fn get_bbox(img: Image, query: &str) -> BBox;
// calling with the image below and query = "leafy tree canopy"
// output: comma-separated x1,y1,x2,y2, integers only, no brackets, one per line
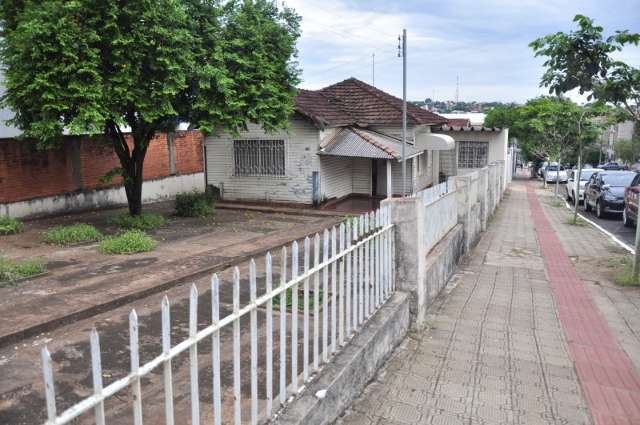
530,14,639,121
0,0,301,214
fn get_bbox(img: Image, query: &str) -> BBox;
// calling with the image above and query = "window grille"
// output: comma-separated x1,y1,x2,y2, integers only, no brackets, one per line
458,141,488,168
233,139,285,176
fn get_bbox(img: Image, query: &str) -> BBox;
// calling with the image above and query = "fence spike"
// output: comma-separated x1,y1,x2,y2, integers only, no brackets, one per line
330,226,337,353
322,229,329,363
211,275,222,425
233,267,242,424
90,328,106,425
345,220,352,336
249,259,258,424
161,296,175,425
279,246,287,405
265,253,273,417
302,237,310,382
313,233,320,371
129,310,143,425
41,347,57,422
189,284,200,425
338,223,346,346
291,241,299,393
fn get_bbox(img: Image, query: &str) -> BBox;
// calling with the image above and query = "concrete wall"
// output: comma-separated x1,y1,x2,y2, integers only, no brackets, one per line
1,172,205,218
423,191,458,255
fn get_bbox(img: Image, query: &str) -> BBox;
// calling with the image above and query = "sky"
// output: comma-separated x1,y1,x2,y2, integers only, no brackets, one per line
286,0,640,104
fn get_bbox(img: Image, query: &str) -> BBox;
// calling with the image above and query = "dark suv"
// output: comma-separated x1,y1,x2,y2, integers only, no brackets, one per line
584,171,636,218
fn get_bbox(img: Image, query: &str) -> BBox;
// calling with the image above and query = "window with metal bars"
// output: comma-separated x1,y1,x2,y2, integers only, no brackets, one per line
233,139,285,176
458,141,488,168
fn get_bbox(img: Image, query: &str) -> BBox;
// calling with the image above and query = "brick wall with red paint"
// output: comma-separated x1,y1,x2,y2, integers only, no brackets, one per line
0,131,203,203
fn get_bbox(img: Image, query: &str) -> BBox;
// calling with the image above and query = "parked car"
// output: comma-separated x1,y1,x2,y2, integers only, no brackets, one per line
565,168,603,203
584,170,637,218
537,161,549,178
544,164,568,183
623,173,640,227
599,162,624,170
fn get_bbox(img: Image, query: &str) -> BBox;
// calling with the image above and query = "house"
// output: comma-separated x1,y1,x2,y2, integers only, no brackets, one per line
204,78,458,208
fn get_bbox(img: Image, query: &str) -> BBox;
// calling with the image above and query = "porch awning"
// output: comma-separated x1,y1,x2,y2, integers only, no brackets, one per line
318,127,422,160
415,132,455,150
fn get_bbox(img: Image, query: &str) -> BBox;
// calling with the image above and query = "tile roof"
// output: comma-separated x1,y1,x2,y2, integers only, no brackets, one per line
445,118,470,127
319,127,422,160
295,78,447,128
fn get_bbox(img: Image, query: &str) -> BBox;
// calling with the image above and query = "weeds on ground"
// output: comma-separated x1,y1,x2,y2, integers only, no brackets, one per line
43,223,103,246
608,256,640,286
109,212,166,231
547,199,565,208
0,257,46,284
0,216,23,235
273,287,323,310
564,215,587,226
175,191,215,218
99,229,156,255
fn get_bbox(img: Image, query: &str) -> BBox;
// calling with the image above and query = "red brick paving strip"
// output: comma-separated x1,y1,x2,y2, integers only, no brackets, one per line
526,184,640,425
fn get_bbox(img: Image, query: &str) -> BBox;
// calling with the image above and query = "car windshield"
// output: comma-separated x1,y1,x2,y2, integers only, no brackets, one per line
602,173,635,186
580,171,595,181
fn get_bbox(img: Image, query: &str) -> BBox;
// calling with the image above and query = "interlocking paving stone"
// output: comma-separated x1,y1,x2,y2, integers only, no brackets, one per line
339,182,595,425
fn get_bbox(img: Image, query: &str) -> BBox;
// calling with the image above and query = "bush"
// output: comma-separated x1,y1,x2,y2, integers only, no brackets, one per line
175,191,215,218
99,230,157,255
43,223,103,246
109,212,166,231
0,257,46,283
0,216,23,235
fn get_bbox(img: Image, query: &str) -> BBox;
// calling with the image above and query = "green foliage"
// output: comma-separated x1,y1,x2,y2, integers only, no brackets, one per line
109,212,166,231
42,223,103,246
273,287,322,310
613,139,640,165
0,257,46,284
175,191,215,217
0,0,301,214
0,216,23,235
99,230,156,255
530,15,639,123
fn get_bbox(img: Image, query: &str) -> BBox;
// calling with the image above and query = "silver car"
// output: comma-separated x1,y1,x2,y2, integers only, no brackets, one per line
565,168,603,203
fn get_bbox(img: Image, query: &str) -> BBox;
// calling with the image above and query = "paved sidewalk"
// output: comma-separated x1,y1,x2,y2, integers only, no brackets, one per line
339,180,610,425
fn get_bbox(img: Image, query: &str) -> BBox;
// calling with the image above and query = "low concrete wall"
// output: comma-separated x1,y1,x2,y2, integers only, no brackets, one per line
273,292,410,425
425,224,464,306
423,191,458,255
1,172,205,218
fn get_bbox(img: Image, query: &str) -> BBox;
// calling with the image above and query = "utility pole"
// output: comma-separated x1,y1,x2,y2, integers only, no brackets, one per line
372,53,375,87
398,29,407,197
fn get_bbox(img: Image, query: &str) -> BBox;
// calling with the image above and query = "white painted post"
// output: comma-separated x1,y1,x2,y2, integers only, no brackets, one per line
313,234,320,371
90,328,106,425
322,229,329,363
303,237,310,382
291,241,299,393
129,310,143,425
358,215,364,324
338,223,345,346
375,210,381,308
249,259,258,424
386,160,393,199
352,217,359,328
41,348,57,422
264,255,273,417
364,214,370,319
279,247,287,405
345,220,352,336
233,268,242,425
330,226,337,354
211,275,222,425
189,284,200,425
161,296,175,425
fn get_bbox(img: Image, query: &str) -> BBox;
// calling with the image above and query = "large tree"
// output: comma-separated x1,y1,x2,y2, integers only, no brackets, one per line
0,0,301,215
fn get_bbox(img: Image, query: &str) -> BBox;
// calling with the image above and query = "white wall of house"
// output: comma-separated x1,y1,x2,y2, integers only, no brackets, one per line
205,116,320,204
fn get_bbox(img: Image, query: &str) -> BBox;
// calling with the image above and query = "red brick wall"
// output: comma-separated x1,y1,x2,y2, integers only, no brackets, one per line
0,131,203,203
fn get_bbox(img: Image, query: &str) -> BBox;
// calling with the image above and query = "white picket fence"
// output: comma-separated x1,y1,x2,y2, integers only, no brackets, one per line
413,181,451,205
40,206,395,425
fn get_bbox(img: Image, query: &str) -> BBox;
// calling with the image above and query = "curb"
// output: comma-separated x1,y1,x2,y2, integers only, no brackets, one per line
0,219,342,348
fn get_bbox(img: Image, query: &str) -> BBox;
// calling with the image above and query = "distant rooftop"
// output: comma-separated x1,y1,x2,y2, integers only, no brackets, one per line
441,112,486,126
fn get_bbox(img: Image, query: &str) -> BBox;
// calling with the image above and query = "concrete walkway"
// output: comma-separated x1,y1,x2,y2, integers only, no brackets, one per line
339,179,640,425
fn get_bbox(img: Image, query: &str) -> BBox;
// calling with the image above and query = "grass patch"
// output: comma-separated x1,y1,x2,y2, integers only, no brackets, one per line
609,256,640,286
42,223,103,246
0,216,23,235
564,215,587,226
273,287,323,310
0,257,46,284
547,199,565,208
175,191,215,218
99,230,157,255
109,212,166,231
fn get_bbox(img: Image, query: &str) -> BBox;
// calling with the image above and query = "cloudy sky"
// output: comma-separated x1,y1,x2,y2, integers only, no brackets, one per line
286,0,640,104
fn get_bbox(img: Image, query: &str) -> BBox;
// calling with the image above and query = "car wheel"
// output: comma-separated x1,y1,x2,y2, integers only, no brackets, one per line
623,209,634,228
585,198,592,212
596,200,605,218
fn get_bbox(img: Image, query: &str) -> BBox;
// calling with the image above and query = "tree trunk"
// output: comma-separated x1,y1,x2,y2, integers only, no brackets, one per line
107,123,150,216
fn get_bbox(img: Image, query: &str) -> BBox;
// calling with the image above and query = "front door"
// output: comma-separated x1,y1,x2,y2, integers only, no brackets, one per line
371,159,378,197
